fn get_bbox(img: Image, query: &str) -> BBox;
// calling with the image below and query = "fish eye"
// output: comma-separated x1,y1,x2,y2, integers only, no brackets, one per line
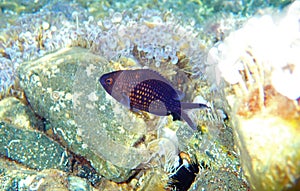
105,78,113,85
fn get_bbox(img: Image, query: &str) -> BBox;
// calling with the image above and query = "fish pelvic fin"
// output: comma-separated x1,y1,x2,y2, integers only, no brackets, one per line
170,111,181,121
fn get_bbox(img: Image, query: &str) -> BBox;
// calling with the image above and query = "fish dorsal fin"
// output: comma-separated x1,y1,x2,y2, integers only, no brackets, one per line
174,90,185,100
138,69,172,85
139,69,185,100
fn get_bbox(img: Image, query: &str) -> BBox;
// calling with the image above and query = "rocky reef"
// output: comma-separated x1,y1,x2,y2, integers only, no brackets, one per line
208,1,300,190
0,0,299,190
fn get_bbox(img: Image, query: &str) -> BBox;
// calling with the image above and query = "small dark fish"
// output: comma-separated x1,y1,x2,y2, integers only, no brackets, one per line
99,69,209,130
167,152,200,191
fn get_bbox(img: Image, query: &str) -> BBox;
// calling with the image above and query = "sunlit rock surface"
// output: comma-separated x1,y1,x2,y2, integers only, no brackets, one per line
17,47,139,182
208,1,300,190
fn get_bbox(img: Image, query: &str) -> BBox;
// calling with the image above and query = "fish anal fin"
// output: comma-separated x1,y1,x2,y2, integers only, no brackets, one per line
148,100,167,116
181,111,197,130
130,107,141,113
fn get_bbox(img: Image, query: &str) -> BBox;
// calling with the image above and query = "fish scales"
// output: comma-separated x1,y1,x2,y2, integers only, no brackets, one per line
99,69,209,130
130,79,181,115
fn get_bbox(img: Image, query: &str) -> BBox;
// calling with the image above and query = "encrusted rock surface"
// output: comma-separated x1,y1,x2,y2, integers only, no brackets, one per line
0,158,96,191
0,97,71,171
208,2,300,190
17,47,138,182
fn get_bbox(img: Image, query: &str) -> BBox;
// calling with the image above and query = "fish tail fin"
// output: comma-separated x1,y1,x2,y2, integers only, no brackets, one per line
181,111,197,130
181,102,210,110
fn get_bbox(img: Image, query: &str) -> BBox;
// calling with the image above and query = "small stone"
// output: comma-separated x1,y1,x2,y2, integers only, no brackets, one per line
102,19,113,30
42,21,50,30
111,12,122,23
0,122,72,171
155,61,160,67
171,56,178,65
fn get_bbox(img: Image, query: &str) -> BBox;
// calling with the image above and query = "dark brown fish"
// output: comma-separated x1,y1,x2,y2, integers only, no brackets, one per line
99,69,209,130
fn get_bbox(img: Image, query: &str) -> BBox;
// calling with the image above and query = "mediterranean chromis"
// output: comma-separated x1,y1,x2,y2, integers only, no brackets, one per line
99,69,209,130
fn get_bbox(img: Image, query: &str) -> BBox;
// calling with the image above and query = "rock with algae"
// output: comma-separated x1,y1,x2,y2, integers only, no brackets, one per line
0,97,71,172
0,157,96,191
0,2,89,93
17,47,148,182
14,21,248,191
0,97,43,131
208,1,300,190
0,1,214,94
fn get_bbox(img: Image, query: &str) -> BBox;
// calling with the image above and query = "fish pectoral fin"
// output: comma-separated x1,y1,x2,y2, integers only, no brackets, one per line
181,111,197,130
148,100,167,116
130,107,141,113
120,92,131,108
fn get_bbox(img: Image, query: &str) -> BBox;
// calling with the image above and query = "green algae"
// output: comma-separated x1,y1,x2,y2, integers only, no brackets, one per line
0,0,53,14
0,122,71,171
0,97,71,172
0,97,43,131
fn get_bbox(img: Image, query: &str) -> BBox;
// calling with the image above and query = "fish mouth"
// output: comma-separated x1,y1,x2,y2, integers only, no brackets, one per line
99,74,106,86
99,73,114,94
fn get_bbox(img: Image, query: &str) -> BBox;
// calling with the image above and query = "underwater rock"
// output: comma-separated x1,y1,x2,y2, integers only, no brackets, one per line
0,97,43,131
192,167,249,191
0,121,71,172
0,97,71,171
208,2,300,190
17,47,151,182
0,158,96,191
